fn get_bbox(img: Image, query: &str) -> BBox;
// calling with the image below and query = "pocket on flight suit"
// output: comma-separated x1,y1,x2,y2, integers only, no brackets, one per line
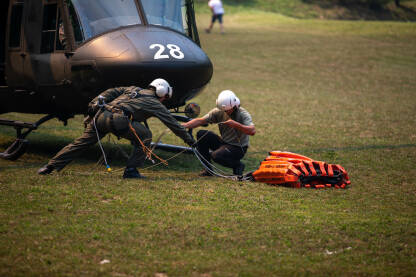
95,110,112,133
111,113,130,136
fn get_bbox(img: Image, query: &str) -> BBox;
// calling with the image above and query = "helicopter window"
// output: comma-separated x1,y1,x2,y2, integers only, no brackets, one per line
69,0,141,41
9,4,24,48
141,0,189,35
181,1,190,35
41,4,59,53
56,10,65,51
67,2,84,44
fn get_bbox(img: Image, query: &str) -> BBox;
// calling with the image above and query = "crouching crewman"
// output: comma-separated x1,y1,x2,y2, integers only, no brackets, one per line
38,79,195,178
183,90,255,176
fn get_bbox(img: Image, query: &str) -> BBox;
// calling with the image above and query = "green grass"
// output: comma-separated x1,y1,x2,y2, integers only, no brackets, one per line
1,12,416,276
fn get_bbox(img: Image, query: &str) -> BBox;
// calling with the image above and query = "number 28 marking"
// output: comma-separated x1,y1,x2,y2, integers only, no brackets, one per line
150,44,185,60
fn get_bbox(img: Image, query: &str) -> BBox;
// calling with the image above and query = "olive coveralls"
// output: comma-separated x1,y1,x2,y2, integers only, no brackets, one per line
47,87,194,170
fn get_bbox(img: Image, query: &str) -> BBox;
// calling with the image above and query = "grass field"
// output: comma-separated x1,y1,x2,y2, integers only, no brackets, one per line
1,11,416,276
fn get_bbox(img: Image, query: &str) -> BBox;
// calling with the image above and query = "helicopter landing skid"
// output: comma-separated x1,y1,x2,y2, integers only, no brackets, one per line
148,114,195,154
0,114,55,160
151,142,193,154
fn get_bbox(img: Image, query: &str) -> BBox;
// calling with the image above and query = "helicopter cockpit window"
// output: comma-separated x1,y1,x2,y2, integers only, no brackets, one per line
141,0,189,35
67,2,84,44
69,0,141,41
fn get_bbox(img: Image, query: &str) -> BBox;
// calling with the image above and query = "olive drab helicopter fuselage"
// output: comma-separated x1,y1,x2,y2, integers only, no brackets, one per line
0,0,213,160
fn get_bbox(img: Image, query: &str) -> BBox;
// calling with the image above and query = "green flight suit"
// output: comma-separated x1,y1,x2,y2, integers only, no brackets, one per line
47,87,194,170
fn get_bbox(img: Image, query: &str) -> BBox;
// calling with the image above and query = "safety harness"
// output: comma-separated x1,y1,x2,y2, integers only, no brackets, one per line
246,151,350,189
93,90,171,170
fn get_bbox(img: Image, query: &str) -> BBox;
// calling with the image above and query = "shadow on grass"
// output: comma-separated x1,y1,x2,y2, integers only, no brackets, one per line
0,134,263,177
0,130,201,172
0,123,258,175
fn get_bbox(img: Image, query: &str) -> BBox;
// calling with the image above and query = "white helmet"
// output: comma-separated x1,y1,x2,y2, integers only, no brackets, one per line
216,90,240,111
149,78,173,98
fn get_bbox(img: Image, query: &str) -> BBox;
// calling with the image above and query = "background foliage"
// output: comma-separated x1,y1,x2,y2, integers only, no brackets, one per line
195,0,416,20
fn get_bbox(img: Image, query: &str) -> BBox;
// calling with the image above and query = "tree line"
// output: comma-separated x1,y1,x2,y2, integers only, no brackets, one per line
321,0,402,8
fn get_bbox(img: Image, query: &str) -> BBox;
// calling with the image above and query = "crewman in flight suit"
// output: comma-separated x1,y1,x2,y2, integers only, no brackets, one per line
38,79,195,178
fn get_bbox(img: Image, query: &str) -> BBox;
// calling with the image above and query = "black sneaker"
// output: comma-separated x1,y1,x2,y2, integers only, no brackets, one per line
38,164,55,175
233,162,245,176
123,167,145,179
199,169,213,177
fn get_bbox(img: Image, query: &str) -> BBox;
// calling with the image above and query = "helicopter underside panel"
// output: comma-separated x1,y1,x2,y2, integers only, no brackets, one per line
0,86,89,116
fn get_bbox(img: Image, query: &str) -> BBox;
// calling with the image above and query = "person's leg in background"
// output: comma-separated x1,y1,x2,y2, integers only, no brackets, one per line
218,14,224,34
206,14,217,33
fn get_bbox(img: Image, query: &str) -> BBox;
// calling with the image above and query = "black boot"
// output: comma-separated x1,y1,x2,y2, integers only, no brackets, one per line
233,162,245,176
123,167,145,179
38,164,55,175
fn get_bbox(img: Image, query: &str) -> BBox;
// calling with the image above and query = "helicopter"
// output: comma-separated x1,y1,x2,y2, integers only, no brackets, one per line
0,0,213,160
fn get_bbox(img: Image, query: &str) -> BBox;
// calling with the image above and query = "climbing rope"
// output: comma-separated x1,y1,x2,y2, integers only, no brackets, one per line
93,115,112,172
127,118,168,166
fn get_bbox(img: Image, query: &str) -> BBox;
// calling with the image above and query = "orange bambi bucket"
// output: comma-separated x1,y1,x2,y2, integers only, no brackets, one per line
250,151,350,189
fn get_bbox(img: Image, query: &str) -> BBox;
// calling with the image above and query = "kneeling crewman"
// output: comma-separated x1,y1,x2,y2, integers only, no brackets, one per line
38,79,195,178
183,90,255,176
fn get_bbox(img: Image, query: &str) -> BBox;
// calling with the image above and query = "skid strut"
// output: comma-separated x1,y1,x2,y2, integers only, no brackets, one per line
149,114,195,154
0,114,55,160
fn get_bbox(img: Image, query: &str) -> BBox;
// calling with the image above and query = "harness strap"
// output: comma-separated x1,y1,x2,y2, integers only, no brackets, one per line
305,161,317,176
288,164,302,176
316,161,327,176
327,164,334,177
298,162,309,176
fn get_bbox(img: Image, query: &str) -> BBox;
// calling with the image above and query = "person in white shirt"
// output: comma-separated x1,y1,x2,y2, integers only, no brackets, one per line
206,0,225,34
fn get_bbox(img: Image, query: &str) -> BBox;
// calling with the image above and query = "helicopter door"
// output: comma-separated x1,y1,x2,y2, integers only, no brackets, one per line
0,1,10,86
29,1,68,86
25,0,67,87
5,0,26,88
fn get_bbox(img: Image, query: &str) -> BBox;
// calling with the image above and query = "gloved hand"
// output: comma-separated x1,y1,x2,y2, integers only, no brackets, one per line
87,104,99,117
